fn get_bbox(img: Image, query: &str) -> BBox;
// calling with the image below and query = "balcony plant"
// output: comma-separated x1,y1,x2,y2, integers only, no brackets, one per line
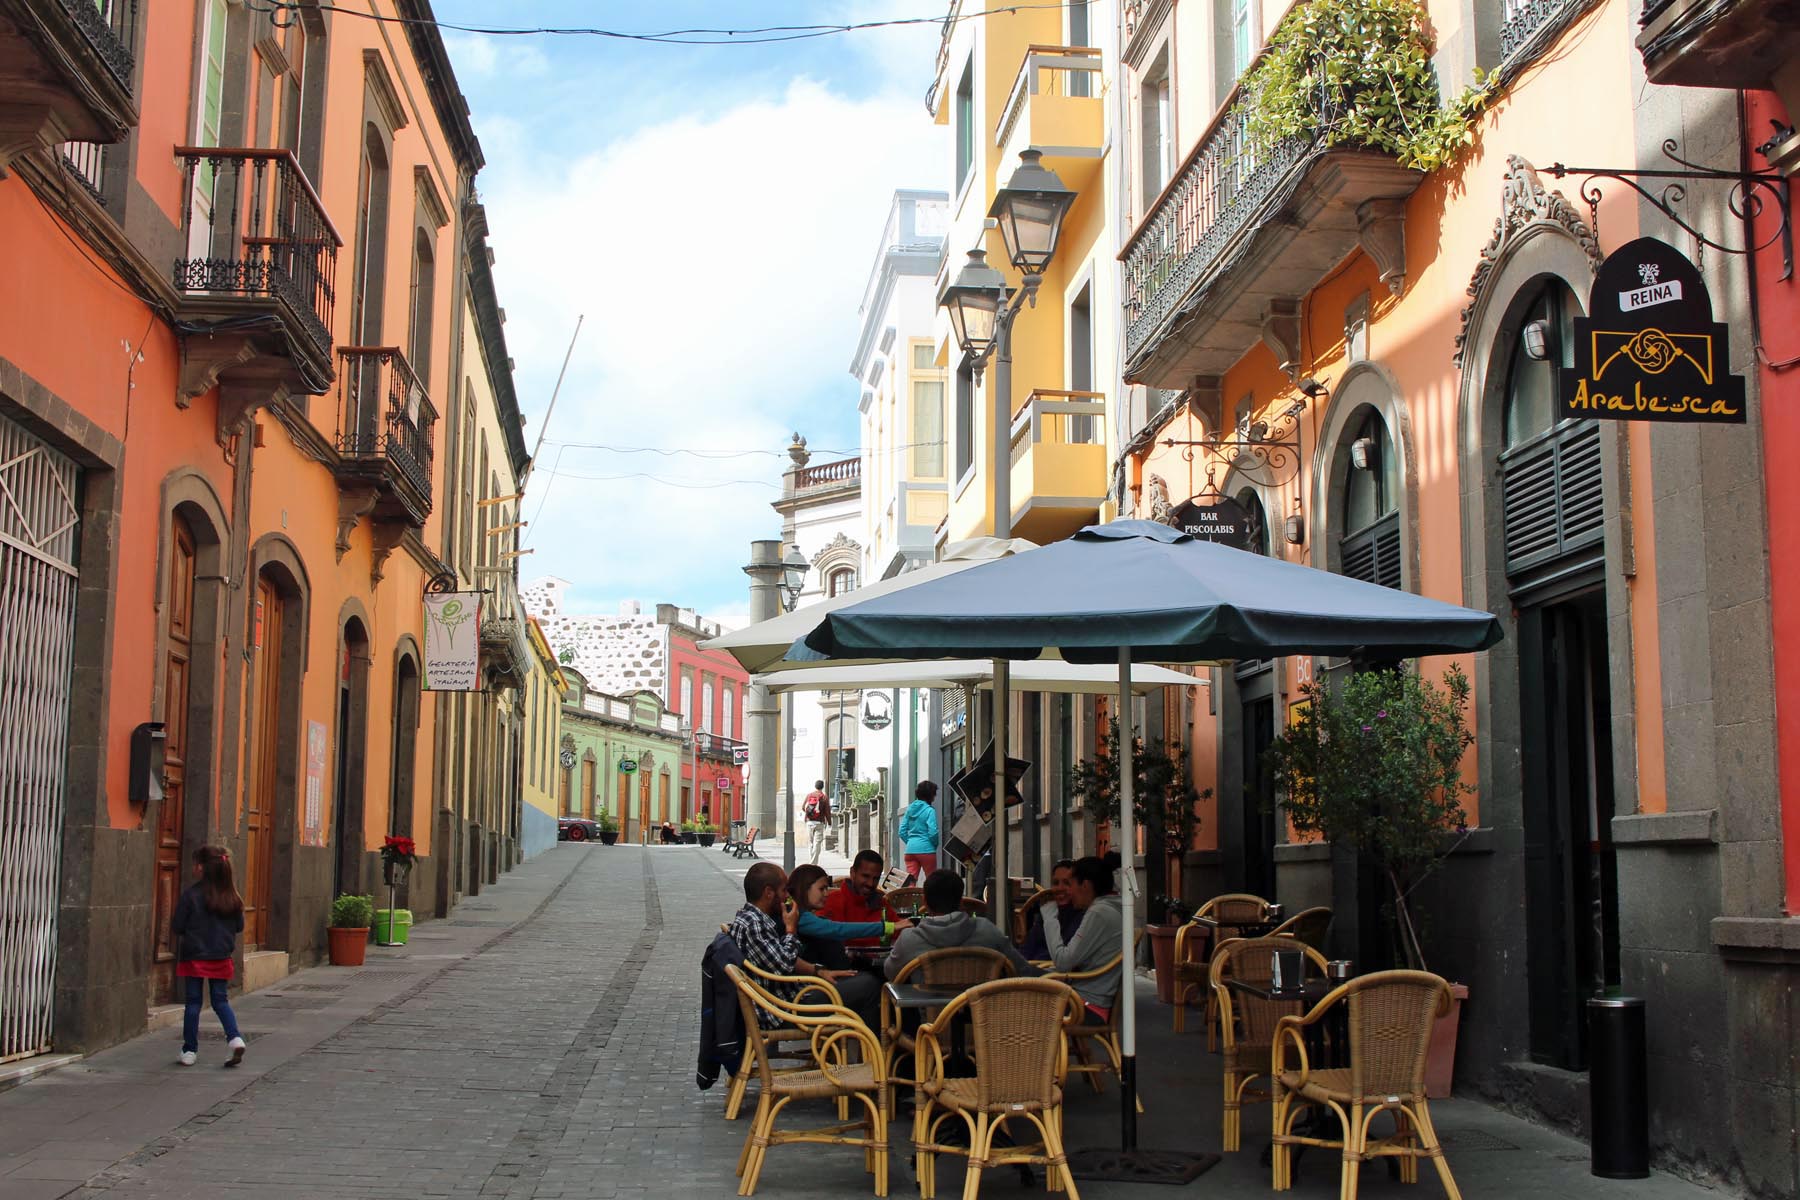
327,893,374,967
1241,0,1493,172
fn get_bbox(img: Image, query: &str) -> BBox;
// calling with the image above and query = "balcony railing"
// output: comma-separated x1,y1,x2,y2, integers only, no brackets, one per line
793,456,860,489
1009,390,1106,464
1500,0,1593,64
995,45,1102,149
1008,390,1108,541
336,347,438,521
174,148,341,365
57,0,135,93
694,731,748,763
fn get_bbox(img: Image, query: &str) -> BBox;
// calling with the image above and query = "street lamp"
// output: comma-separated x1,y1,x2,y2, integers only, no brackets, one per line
940,248,1007,369
989,149,1076,276
778,543,809,870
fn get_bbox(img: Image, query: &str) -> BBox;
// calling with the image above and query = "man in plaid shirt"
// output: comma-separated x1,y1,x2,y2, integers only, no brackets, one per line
728,863,847,1029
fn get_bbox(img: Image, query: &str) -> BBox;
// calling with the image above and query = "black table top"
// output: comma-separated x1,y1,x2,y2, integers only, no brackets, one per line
1225,977,1332,1005
883,981,971,1009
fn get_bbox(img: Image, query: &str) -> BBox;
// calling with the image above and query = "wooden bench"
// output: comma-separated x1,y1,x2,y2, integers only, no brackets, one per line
726,824,761,858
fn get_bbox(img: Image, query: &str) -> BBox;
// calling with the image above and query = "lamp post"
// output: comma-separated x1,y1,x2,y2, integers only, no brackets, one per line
938,148,1075,932
777,544,808,871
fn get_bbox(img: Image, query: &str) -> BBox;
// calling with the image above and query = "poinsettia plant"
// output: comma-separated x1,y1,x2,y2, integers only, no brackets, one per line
380,835,418,869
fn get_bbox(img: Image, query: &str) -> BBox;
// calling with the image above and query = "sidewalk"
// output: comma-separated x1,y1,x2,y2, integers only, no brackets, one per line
0,847,590,1200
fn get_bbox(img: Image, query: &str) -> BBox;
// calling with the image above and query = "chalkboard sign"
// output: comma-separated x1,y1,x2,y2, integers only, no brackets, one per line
1169,496,1257,550
1562,236,1746,424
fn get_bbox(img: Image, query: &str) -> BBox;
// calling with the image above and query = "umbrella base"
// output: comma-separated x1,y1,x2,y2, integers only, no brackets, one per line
1066,1147,1220,1186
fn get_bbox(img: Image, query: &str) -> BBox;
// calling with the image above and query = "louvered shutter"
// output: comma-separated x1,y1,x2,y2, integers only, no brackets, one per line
1340,512,1402,590
1500,420,1604,577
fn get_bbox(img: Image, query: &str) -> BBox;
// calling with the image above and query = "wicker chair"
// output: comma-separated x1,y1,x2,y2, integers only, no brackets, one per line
724,964,892,1197
1271,970,1462,1200
914,978,1084,1200
1044,930,1145,1113
1011,888,1054,944
1210,936,1328,1151
1172,893,1273,1039
881,947,1014,1106
959,897,989,917
1271,907,1333,954
723,964,844,1121
886,887,926,917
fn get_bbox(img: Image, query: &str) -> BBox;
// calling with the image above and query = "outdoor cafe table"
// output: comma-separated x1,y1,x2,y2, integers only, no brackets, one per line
1227,976,1371,1178
883,981,975,1070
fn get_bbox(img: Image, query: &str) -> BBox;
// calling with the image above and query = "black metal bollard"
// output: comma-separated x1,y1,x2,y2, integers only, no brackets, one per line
1588,995,1649,1179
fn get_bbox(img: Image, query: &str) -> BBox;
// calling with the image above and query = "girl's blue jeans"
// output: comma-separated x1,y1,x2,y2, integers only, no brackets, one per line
182,977,241,1053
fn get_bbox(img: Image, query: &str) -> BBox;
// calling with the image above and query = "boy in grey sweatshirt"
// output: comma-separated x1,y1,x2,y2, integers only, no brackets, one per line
884,870,1040,981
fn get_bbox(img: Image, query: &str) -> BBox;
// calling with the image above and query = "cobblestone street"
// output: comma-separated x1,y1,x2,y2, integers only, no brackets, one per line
0,846,1726,1199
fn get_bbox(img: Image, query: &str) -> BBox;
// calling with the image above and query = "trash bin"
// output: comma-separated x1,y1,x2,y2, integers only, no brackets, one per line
374,908,413,946
1588,995,1648,1179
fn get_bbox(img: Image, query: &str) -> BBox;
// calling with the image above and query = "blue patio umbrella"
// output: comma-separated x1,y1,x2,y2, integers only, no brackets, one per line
791,519,1502,1175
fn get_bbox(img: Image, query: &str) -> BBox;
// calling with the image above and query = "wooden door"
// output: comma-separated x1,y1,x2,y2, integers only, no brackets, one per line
245,579,283,948
151,520,196,1000
580,760,595,819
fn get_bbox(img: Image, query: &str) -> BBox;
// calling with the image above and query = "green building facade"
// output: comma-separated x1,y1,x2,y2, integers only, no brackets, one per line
557,669,688,844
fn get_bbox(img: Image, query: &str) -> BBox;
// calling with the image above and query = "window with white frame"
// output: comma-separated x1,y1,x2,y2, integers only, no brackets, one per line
911,342,946,478
1138,47,1174,212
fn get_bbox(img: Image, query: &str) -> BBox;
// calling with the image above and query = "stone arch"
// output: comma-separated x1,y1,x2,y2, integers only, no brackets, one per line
1308,360,1419,591
332,603,374,897
389,636,423,856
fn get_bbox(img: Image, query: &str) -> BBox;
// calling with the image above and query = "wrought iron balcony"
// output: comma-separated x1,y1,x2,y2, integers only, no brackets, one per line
995,46,1104,193
1008,389,1108,543
0,0,138,171
694,731,748,763
174,148,341,391
1121,75,1420,388
335,347,438,526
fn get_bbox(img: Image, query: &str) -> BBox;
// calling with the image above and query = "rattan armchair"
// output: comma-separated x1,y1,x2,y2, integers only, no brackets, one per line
1270,906,1333,954
725,964,892,1197
1043,930,1144,1113
881,947,1014,1106
886,887,926,916
1271,970,1462,1199
1172,893,1273,1038
1011,888,1054,944
1210,936,1328,1151
914,978,1084,1200
724,964,844,1121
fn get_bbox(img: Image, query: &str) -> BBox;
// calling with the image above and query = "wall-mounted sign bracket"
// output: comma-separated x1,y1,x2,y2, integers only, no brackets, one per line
1548,139,1792,280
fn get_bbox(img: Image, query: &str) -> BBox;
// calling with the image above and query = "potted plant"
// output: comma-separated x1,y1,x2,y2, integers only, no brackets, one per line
1265,663,1476,1096
1068,720,1201,1002
679,819,700,845
695,819,717,849
327,893,374,967
596,809,620,846
375,835,418,946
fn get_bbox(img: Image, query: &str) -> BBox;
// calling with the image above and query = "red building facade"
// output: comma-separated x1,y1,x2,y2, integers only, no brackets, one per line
658,605,748,825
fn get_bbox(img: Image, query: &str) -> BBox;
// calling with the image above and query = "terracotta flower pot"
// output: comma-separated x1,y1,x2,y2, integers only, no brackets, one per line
328,925,369,967
1425,982,1469,1098
1147,924,1180,1004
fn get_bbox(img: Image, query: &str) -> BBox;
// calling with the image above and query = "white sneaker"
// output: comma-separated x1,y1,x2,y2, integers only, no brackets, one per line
178,1051,197,1066
226,1037,246,1068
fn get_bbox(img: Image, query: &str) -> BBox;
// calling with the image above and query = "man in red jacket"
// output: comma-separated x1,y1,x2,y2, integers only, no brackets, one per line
818,849,901,948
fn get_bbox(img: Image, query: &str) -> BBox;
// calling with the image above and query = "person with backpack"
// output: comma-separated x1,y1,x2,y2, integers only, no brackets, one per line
898,780,941,880
802,779,829,864
171,845,247,1067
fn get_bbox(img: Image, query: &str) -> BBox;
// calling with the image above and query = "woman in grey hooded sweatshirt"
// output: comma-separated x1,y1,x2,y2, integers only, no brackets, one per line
1040,852,1124,1022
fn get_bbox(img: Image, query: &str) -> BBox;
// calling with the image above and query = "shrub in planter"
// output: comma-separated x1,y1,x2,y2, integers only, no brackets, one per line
596,809,620,846
679,819,700,845
695,819,717,848
327,893,374,967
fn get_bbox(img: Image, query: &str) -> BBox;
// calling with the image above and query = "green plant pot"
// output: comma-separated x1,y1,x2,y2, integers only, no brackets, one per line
374,909,413,945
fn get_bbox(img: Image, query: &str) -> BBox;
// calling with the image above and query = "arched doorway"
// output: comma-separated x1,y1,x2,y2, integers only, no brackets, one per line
333,615,371,898
245,549,306,952
1224,484,1277,899
1495,277,1618,1069
389,648,421,903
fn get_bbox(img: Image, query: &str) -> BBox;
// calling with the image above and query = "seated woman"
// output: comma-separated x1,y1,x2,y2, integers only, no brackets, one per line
1039,852,1125,1024
787,864,908,970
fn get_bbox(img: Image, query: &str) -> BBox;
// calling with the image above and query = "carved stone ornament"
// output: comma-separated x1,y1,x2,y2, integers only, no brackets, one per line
810,530,863,568
1147,474,1176,525
1259,299,1302,382
1455,155,1604,366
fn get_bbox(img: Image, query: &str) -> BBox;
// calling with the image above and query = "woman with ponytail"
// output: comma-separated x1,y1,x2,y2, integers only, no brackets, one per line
1038,851,1125,1023
170,845,247,1067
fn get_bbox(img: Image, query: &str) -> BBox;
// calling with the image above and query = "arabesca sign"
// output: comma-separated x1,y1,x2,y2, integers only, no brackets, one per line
1562,236,1746,424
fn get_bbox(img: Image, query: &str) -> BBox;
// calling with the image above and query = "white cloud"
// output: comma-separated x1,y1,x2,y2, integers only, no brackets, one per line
441,32,550,82
476,73,944,617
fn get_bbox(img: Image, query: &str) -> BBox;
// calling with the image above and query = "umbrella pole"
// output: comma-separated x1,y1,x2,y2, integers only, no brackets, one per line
1064,651,1217,1186
992,658,1009,935
1116,645,1138,1150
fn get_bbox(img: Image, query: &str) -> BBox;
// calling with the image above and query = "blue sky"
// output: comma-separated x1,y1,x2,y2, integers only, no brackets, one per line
434,3,946,623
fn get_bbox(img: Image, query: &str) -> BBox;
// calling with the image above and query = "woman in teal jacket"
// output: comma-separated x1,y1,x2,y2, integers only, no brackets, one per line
899,780,941,880
787,864,908,969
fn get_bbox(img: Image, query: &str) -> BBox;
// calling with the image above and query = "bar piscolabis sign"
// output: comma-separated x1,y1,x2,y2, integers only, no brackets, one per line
1563,237,1745,424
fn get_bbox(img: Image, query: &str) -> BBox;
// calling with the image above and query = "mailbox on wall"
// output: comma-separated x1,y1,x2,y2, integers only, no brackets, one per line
130,721,166,807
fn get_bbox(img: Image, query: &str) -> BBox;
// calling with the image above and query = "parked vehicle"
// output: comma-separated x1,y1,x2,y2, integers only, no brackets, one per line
558,817,602,842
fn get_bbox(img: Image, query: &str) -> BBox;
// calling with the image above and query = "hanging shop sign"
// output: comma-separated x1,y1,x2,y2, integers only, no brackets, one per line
422,592,482,690
1562,236,1746,425
732,743,750,766
618,754,638,774
559,748,576,769
716,775,733,791
861,691,892,731
1168,495,1257,550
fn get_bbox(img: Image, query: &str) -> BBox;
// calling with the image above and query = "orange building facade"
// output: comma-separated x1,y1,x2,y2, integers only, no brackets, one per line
0,0,527,1061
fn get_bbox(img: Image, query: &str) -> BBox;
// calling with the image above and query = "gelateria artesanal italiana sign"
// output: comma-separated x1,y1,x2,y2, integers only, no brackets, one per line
1561,236,1746,424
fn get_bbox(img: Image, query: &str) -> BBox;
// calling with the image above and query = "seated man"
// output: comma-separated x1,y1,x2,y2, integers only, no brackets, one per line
1020,859,1082,961
885,869,1040,981
728,862,880,1029
818,849,902,948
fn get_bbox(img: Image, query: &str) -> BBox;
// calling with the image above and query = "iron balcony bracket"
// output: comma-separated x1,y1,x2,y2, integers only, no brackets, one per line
1160,436,1303,496
1548,139,1793,280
